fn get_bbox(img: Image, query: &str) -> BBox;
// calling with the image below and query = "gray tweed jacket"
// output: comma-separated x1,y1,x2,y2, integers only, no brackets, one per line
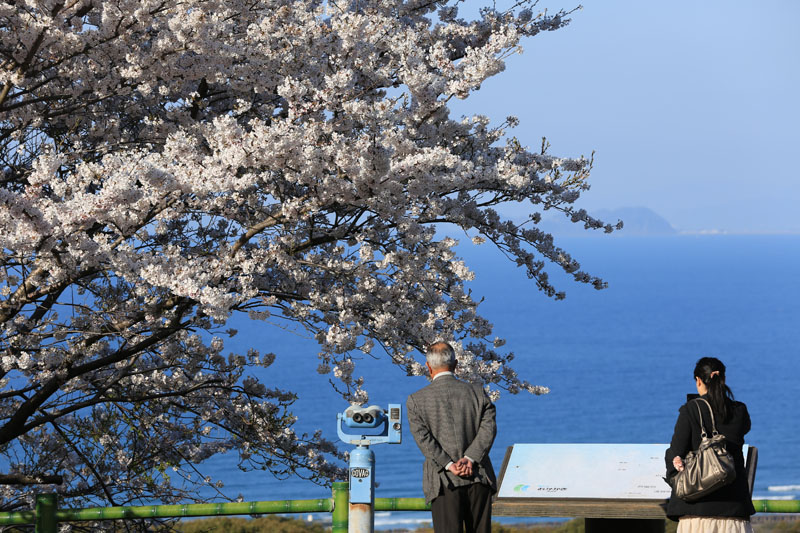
406,374,497,503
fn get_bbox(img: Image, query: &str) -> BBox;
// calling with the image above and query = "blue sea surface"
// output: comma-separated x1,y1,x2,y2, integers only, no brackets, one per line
200,235,800,528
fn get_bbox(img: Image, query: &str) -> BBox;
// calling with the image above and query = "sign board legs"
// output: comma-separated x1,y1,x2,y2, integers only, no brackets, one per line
585,518,665,533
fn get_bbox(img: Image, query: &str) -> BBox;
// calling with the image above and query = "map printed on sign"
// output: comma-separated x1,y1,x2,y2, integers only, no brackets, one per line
497,444,674,499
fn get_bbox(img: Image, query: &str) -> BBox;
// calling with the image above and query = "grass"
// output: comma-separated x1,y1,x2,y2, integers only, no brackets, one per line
175,516,328,533
172,515,800,533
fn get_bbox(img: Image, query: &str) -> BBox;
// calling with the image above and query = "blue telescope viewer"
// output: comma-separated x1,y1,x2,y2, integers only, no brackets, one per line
337,404,401,444
337,404,402,532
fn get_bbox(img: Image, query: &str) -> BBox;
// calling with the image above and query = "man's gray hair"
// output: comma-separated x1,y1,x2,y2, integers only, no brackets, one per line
426,341,456,369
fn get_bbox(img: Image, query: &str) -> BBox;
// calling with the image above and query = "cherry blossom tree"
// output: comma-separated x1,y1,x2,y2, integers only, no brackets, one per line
0,0,617,512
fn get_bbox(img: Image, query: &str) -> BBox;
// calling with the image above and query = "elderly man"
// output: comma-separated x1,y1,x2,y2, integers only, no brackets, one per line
406,342,497,533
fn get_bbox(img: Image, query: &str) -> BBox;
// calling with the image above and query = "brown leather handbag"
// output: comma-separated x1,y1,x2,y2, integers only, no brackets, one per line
670,398,737,502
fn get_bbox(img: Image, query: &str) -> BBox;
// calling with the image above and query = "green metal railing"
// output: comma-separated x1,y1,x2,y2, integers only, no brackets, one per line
52,498,334,521
0,483,431,533
1,488,798,533
375,497,430,511
752,499,800,513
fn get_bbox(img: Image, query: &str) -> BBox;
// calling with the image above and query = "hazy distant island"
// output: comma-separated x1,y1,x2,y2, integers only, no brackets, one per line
541,206,677,236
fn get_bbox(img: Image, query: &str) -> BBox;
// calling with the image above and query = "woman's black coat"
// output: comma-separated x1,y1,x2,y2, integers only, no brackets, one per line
664,395,755,521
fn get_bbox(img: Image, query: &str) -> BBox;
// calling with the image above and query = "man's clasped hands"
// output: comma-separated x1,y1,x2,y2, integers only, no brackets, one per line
447,457,474,478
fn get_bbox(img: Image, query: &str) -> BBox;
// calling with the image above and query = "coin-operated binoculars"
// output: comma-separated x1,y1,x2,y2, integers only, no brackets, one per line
337,404,402,533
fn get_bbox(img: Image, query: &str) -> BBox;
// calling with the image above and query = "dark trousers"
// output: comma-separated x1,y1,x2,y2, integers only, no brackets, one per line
430,482,492,533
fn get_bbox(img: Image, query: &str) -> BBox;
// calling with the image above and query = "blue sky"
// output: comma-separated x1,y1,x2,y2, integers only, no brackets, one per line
452,1,800,233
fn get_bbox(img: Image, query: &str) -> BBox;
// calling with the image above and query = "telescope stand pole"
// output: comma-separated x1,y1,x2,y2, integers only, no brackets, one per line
348,445,375,533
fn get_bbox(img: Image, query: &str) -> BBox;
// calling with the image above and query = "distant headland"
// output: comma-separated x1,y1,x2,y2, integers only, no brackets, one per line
541,206,676,236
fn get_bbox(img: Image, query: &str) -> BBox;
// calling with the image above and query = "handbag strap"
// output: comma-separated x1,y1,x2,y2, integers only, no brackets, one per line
693,397,719,438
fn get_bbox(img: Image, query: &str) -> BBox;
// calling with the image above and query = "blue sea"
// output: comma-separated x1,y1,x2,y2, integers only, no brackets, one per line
201,235,800,528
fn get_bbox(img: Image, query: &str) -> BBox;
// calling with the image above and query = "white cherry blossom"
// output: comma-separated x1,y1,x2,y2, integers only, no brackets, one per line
0,0,617,516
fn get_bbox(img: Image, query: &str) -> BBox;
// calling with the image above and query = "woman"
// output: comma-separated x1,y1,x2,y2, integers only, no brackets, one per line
665,357,755,532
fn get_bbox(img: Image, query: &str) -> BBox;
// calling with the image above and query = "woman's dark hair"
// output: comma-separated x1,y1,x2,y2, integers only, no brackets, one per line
694,357,735,422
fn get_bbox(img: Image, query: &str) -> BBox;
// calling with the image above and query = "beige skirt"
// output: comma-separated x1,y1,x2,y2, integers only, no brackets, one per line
677,517,753,533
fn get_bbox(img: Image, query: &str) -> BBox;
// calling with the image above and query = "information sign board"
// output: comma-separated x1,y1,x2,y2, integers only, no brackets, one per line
498,443,676,500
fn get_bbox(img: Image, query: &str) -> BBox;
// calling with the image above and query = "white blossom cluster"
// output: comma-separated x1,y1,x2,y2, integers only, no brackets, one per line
0,0,616,515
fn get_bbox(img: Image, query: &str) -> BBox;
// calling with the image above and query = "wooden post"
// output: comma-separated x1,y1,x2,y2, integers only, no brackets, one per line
34,493,58,533
331,481,349,533
585,517,665,533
